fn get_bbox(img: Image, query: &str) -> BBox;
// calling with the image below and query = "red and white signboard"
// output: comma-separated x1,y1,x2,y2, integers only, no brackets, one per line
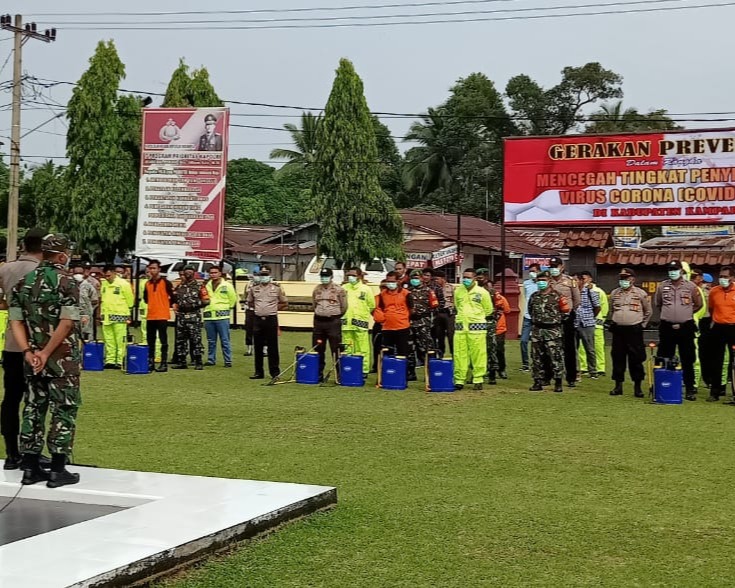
504,129,735,226
135,107,229,260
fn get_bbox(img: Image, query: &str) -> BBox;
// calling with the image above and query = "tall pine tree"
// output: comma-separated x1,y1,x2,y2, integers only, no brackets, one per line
66,40,140,257
312,59,403,263
162,59,222,107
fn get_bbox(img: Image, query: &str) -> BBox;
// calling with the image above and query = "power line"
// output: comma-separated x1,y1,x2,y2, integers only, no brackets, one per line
38,1,735,29
24,0,537,17
31,0,698,25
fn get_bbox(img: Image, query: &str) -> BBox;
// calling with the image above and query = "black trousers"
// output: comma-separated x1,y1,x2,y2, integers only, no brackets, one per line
371,323,383,372
244,309,255,346
313,316,342,377
611,324,646,383
698,317,714,387
147,320,169,363
658,320,697,391
432,311,455,357
1,351,24,456
562,314,578,383
496,333,506,373
710,323,735,397
254,315,280,378
382,328,410,358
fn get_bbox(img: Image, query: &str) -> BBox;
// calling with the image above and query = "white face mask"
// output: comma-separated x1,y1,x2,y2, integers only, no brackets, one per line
73,273,84,282
549,268,561,277
260,275,271,284
529,271,537,279
348,276,358,284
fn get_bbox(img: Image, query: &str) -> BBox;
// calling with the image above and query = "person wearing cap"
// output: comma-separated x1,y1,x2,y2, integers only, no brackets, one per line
548,256,581,387
578,273,608,377
705,265,735,402
574,271,601,380
198,113,223,151
520,263,541,372
172,264,209,370
654,260,703,400
453,269,493,391
431,269,455,358
246,266,288,379
143,260,175,372
528,270,571,393
100,264,134,369
342,267,375,377
608,268,652,397
203,265,238,368
373,271,413,375
0,228,45,470
71,264,99,342
406,269,437,381
9,233,81,487
83,261,100,291
312,268,347,382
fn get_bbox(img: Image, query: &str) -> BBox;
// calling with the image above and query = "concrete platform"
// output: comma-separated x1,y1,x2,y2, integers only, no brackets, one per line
0,461,336,587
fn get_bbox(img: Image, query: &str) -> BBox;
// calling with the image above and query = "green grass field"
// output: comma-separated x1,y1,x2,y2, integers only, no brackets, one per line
75,330,735,587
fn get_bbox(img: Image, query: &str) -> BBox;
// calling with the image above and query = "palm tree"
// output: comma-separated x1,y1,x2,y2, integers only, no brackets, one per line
270,111,322,168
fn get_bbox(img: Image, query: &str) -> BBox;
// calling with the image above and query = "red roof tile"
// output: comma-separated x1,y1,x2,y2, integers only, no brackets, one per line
597,248,735,267
559,228,614,249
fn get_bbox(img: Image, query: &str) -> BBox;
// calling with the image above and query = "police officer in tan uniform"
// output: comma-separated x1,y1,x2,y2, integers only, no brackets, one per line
246,267,288,380
654,260,703,400
548,256,581,387
312,268,347,382
609,268,652,397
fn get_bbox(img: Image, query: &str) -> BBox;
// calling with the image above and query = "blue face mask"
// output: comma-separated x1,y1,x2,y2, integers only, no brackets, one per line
537,280,549,290
549,268,561,277
320,277,331,285
348,276,358,284
619,280,631,289
410,278,421,287
668,270,680,280
462,278,474,288
260,276,271,284
386,282,398,291
719,277,731,288
529,271,537,279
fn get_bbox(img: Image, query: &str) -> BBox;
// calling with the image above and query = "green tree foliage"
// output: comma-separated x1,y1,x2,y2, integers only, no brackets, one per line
270,112,322,169
311,59,403,263
65,40,140,258
507,62,623,135
19,161,67,231
225,159,310,225
162,59,222,107
585,101,681,133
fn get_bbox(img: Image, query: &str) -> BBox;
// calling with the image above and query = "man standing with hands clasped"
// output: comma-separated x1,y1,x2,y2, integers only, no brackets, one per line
247,266,288,380
453,269,493,391
203,266,238,367
312,268,347,382
10,234,81,488
548,257,581,387
608,268,651,398
654,260,702,401
705,265,735,402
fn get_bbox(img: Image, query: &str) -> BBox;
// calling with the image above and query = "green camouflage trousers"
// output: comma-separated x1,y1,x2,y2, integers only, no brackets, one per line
486,318,498,373
408,315,434,370
20,375,81,455
175,314,204,363
531,337,565,382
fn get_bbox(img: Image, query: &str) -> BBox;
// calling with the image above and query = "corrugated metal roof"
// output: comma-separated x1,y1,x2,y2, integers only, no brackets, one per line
559,228,614,249
513,229,566,252
597,248,735,266
641,236,735,249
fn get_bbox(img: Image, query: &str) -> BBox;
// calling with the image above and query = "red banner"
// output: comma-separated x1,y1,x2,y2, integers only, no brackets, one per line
135,107,229,260
503,129,735,226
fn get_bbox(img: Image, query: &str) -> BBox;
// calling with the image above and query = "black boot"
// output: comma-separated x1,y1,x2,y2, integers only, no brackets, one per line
487,371,497,385
529,381,543,391
407,370,417,382
21,453,49,485
610,382,623,396
634,381,644,398
3,436,21,470
156,361,168,372
172,362,187,370
46,453,80,488
148,360,155,373
554,378,563,393
194,357,203,371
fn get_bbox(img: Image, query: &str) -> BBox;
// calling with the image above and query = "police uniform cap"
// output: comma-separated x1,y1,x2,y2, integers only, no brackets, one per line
619,268,635,277
204,114,217,123
549,256,564,267
320,268,333,278
409,269,423,278
667,260,683,270
183,263,197,271
41,233,70,252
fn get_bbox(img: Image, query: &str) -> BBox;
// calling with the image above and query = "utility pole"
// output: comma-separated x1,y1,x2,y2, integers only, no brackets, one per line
0,14,56,261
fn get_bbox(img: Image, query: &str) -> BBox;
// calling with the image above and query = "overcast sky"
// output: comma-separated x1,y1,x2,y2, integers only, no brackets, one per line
2,0,734,170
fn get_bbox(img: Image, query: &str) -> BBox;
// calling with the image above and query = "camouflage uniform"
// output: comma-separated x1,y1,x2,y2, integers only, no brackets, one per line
528,288,567,383
77,278,98,341
173,278,207,365
9,260,81,456
484,288,499,377
407,282,435,376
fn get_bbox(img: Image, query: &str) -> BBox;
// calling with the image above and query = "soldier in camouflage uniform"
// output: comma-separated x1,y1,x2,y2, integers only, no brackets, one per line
528,270,571,393
9,234,81,488
407,269,436,381
172,264,209,370
476,269,500,385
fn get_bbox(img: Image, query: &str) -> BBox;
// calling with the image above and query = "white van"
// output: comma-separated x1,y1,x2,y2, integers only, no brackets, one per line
304,256,395,284
162,260,234,282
